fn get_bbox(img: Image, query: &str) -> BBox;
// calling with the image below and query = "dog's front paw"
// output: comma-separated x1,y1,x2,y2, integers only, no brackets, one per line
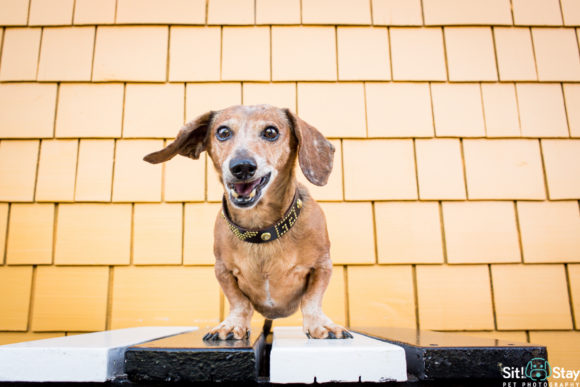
303,315,353,339
203,320,250,341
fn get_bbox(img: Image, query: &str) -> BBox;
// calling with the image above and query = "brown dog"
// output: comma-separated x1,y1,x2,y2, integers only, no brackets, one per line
144,105,351,340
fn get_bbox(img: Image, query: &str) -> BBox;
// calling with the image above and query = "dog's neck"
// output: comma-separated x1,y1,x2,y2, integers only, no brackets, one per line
225,173,298,230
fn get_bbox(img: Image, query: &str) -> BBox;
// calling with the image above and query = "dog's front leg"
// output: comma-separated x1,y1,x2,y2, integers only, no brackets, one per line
301,258,353,339
204,260,253,340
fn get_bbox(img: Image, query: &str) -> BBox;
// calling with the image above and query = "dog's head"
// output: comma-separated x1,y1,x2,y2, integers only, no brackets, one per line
144,105,335,209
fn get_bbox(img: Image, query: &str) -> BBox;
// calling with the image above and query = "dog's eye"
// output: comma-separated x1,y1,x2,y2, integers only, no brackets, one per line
261,126,279,141
216,126,232,141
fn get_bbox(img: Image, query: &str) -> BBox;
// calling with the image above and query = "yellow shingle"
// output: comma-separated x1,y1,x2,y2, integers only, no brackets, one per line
116,0,205,24
183,203,220,265
463,140,545,200
561,0,580,25
444,27,497,81
243,83,296,111
390,27,446,81
0,204,7,263
169,27,221,82
112,140,163,202
517,83,569,137
222,27,270,81
272,27,336,81
417,265,494,330
431,83,485,137
492,264,573,330
422,0,512,25
481,83,520,137
0,332,64,346
343,140,417,200
415,139,466,200
134,204,182,265
337,27,390,81
164,147,206,202
0,0,29,25
0,83,57,138
542,140,580,199
366,83,434,137
0,140,39,202
442,201,520,263
256,0,300,24
35,140,78,202
55,204,131,265
375,202,443,264
517,201,580,263
302,0,371,24
296,139,343,201
297,83,366,138
186,83,242,120
512,0,563,25
93,26,168,82
493,28,537,81
73,0,116,24
529,332,580,369
38,27,95,81
75,140,114,202
7,204,54,265
569,264,580,329
0,28,41,81
464,331,528,342
111,266,220,329
348,265,415,328
207,0,254,24
28,0,73,25
532,28,580,81
320,202,375,264
123,84,184,138
564,84,580,137
56,83,123,138
32,266,108,332
371,0,422,25
0,266,32,331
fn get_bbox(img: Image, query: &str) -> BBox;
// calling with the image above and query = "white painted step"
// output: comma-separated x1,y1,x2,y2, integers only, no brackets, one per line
270,327,407,384
0,326,196,382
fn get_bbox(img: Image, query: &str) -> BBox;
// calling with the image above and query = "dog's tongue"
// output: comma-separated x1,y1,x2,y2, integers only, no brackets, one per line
234,179,260,196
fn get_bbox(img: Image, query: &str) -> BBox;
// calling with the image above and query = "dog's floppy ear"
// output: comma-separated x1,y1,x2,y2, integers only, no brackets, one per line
285,109,335,186
143,111,214,164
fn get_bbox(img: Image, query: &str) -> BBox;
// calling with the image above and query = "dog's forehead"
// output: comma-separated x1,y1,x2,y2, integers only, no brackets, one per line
213,105,289,127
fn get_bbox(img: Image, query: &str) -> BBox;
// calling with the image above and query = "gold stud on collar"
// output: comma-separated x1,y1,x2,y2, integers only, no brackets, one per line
261,232,272,241
297,198,303,209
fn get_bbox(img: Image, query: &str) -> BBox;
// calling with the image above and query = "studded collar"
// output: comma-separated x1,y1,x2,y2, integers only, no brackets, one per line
221,191,303,244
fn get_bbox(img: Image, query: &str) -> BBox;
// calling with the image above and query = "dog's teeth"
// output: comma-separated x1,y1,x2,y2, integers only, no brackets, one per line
232,191,239,198
249,190,256,199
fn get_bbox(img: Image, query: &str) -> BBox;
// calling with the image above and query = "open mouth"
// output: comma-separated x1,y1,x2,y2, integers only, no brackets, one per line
227,173,271,208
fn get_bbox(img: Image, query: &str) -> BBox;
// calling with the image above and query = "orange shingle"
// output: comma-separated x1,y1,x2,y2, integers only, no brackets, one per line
169,27,221,82
302,0,371,24
186,83,242,120
28,0,73,26
75,140,114,202
243,83,296,111
32,266,108,332
116,0,205,24
222,27,270,81
422,0,512,25
532,28,580,81
272,27,336,81
375,202,443,264
343,140,417,200
445,27,497,81
0,204,7,263
0,0,29,25
0,140,39,202
133,204,182,265
415,139,466,200
0,83,57,138
542,140,580,199
561,0,580,25
390,27,446,81
0,333,64,346
417,265,494,330
0,28,41,81
38,27,95,81
366,82,434,138
6,204,54,265
348,266,416,328
0,266,32,331
164,147,206,202
563,84,580,137
529,332,580,369
569,264,580,329
431,83,485,137
297,83,366,138
481,83,521,137
183,203,220,265
55,204,131,265
463,139,545,199
123,84,184,138
493,28,538,81
492,264,573,330
517,83,569,137
371,0,422,25
73,0,116,24
256,0,300,24
337,27,390,81
93,26,168,82
517,201,580,263
35,140,78,202
56,83,124,138
207,0,254,24
296,139,343,201
442,201,520,263
512,0,563,25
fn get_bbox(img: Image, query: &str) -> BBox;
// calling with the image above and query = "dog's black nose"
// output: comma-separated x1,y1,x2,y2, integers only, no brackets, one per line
230,158,257,180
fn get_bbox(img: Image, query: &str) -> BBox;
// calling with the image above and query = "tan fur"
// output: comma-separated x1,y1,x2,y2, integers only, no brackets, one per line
144,105,349,339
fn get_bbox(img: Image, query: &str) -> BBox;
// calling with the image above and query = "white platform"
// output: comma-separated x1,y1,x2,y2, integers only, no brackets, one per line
269,327,407,383
0,326,196,382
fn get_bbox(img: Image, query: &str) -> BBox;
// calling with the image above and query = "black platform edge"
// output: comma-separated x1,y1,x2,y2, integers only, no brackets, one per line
353,327,548,381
